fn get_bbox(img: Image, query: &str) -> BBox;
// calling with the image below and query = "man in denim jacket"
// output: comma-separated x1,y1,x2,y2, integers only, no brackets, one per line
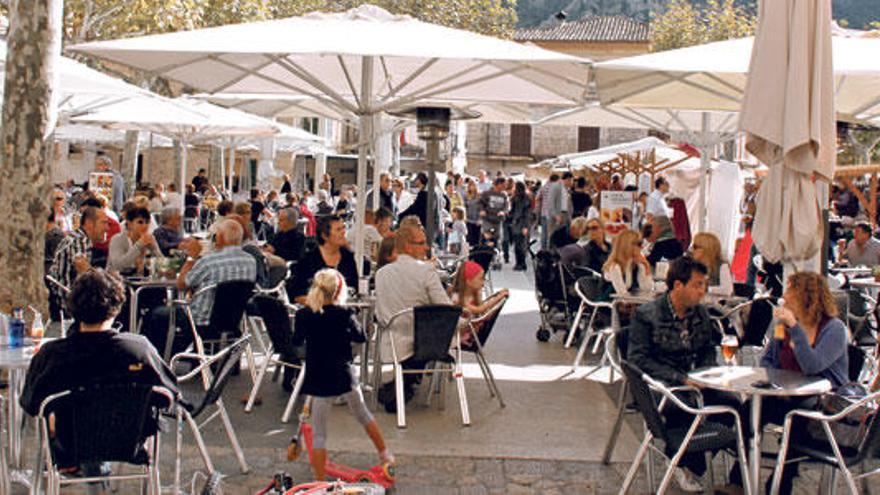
628,255,716,386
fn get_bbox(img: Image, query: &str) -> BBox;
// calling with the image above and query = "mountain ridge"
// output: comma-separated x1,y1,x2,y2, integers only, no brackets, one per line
515,0,879,30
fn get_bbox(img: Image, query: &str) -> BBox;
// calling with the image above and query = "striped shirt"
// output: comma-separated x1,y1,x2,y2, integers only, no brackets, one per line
185,245,256,326
48,229,92,306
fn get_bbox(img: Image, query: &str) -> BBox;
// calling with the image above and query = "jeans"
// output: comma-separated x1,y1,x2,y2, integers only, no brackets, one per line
501,221,514,262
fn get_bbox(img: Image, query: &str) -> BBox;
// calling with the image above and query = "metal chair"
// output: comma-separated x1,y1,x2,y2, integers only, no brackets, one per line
460,294,509,408
243,295,306,423
601,329,634,464
619,361,751,495
387,305,466,429
169,335,251,483
770,390,880,495
33,384,174,495
567,272,615,372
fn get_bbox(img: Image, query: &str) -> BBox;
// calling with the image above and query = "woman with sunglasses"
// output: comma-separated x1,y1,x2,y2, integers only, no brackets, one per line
582,217,611,274
603,229,652,296
50,189,73,233
691,232,734,296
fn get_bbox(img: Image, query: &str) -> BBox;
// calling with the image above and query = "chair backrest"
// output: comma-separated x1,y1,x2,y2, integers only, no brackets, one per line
621,361,668,441
411,305,463,363
463,295,508,351
848,344,868,383
40,384,172,468
251,294,299,358
848,289,869,318
468,247,495,273
190,337,250,417
733,282,756,299
575,273,611,305
205,280,256,337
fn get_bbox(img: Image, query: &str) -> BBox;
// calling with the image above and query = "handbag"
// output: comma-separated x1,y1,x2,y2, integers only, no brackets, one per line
807,382,876,449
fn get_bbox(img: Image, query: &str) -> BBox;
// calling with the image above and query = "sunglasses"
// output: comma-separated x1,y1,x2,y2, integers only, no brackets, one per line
587,225,600,231
53,197,65,201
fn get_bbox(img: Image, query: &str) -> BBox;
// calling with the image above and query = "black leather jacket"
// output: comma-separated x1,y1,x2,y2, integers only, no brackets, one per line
627,293,716,385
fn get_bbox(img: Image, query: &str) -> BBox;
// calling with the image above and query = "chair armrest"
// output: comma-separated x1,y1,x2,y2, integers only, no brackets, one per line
784,390,880,424
170,336,249,382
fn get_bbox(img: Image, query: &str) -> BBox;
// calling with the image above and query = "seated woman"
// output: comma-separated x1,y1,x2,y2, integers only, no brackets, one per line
290,214,359,304
582,217,611,274
691,232,734,296
107,206,161,276
759,271,848,494
603,229,652,296
449,261,508,345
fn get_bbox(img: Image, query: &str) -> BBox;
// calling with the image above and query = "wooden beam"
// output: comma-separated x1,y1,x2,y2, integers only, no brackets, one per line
835,164,880,178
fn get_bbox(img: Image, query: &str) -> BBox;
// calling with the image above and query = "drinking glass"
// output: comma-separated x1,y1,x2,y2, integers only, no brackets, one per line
720,334,739,366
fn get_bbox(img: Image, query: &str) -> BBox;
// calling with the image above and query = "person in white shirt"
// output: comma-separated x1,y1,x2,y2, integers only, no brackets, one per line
375,225,451,412
646,176,672,220
164,182,183,210
603,229,653,296
346,209,384,262
691,232,734,296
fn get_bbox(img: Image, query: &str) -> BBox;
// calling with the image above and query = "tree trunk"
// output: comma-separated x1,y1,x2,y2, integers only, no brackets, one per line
0,0,63,315
122,130,140,196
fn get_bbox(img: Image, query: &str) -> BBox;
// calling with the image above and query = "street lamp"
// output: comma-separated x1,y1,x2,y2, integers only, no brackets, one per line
393,106,479,246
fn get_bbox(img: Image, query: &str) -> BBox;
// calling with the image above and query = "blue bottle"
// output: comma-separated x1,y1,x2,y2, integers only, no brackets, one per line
9,307,25,348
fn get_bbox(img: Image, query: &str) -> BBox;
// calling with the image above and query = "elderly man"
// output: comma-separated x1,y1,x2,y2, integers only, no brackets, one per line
153,207,183,256
266,207,306,262
844,222,880,267
95,155,126,214
375,225,451,412
48,206,109,314
144,219,256,354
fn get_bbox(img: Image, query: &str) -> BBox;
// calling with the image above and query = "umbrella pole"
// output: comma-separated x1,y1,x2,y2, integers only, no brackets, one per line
354,56,375,278
372,114,383,210
180,137,188,213
219,145,225,196
229,143,236,195
699,112,711,232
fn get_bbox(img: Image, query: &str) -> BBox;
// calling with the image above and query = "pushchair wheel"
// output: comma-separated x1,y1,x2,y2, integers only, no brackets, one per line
536,328,551,342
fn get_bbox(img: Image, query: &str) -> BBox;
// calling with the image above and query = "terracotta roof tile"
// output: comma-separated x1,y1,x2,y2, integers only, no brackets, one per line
515,15,649,43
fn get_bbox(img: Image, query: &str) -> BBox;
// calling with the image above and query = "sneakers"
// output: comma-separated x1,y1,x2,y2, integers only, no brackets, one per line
674,468,703,493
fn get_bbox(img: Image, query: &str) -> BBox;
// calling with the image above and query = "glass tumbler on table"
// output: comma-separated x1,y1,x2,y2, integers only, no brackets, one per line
720,334,739,366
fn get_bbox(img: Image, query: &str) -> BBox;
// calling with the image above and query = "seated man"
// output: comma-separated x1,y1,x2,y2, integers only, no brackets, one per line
144,219,256,354
47,206,108,315
843,221,880,266
266,206,305,263
21,269,178,479
153,206,183,256
375,225,451,412
627,255,718,491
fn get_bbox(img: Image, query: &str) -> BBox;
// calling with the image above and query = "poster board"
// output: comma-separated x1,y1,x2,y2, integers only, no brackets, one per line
600,190,635,238
88,172,114,206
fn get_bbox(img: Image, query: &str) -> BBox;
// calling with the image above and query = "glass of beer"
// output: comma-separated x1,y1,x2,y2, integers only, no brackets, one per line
721,334,739,366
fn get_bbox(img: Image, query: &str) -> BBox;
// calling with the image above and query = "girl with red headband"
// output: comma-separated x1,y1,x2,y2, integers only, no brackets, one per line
450,261,509,345
294,268,393,480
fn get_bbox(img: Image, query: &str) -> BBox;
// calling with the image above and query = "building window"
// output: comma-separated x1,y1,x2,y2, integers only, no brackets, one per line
578,126,600,151
510,124,532,156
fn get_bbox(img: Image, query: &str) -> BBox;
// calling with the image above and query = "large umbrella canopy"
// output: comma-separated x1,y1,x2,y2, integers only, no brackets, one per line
0,41,147,118
741,0,835,266
594,30,880,122
74,95,279,211
70,4,593,271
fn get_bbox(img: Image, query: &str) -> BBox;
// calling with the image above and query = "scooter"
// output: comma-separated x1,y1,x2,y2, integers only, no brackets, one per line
287,398,395,489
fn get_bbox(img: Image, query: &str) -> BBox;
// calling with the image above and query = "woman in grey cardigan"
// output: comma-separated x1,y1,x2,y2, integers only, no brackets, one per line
107,206,162,275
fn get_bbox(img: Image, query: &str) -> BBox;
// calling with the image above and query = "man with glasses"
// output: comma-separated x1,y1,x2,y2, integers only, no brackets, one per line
375,225,450,412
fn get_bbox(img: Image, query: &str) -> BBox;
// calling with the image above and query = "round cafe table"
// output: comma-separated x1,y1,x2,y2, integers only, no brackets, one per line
688,366,831,493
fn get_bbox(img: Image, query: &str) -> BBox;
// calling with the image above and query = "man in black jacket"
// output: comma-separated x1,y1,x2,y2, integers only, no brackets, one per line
399,172,429,227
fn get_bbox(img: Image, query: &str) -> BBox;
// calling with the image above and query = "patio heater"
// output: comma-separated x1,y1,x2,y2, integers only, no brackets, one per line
395,106,479,244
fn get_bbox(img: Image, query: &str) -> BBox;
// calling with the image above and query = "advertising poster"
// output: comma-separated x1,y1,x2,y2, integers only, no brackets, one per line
600,190,635,237
89,172,114,206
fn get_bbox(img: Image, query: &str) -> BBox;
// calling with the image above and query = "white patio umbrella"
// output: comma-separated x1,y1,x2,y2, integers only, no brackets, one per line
741,0,835,266
53,124,174,147
73,95,279,211
70,4,593,273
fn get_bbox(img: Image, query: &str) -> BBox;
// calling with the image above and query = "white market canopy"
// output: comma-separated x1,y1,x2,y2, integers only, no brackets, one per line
594,32,880,123
53,124,174,147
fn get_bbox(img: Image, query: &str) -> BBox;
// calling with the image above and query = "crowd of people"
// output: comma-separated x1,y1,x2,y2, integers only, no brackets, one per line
29,152,880,492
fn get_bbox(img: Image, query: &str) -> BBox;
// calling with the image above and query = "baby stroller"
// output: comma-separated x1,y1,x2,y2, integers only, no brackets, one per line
529,242,574,342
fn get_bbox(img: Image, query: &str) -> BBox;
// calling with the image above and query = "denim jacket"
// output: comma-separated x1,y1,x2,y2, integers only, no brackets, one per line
627,293,717,385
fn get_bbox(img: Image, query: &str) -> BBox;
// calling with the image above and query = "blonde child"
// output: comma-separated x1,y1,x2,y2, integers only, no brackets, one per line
293,268,393,480
448,206,469,255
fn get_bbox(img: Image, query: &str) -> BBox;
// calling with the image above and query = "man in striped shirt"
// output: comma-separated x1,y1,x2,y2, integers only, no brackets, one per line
47,206,108,314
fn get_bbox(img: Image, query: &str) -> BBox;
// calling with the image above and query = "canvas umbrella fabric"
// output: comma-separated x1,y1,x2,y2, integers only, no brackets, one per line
73,95,279,211
69,4,593,272
740,0,835,265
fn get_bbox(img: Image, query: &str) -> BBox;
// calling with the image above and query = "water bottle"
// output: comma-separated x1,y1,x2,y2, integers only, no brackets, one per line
9,307,25,348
